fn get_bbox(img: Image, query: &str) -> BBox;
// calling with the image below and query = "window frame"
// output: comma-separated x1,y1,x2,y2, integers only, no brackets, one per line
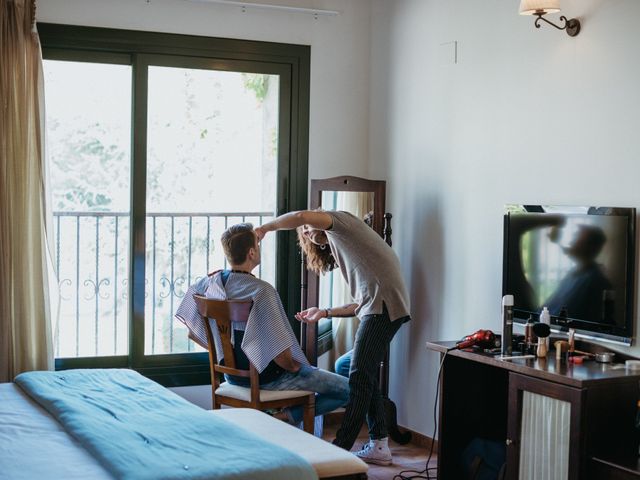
39,23,310,387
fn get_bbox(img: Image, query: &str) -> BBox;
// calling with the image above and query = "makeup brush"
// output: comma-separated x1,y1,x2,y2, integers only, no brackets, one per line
533,322,551,358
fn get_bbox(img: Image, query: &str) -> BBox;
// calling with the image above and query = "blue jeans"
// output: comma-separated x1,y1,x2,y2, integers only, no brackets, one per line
261,365,350,424
335,350,352,378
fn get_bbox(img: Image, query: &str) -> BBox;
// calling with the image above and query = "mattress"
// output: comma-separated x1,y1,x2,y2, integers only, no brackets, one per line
211,409,367,479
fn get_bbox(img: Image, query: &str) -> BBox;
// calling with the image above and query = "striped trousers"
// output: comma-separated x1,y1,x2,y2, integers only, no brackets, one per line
333,309,405,450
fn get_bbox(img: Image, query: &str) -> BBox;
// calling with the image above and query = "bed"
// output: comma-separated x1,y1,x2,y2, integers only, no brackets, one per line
0,369,367,480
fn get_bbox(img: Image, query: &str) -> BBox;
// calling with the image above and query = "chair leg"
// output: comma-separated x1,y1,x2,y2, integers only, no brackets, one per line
302,397,315,434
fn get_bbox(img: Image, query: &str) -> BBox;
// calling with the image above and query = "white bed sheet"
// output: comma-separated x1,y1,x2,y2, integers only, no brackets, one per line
0,383,112,480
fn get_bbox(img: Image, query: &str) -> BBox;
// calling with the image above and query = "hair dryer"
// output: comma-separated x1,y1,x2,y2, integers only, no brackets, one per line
453,329,496,350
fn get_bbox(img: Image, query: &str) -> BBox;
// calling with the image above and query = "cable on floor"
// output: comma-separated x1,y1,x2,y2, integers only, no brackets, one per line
392,350,447,480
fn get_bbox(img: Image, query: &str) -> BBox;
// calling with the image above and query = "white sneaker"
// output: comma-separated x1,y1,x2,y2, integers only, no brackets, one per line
354,437,392,466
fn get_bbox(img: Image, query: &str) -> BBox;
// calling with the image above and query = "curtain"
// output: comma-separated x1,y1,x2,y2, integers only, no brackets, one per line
0,0,53,382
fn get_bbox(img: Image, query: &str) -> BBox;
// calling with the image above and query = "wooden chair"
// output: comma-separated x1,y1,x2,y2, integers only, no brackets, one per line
193,294,315,434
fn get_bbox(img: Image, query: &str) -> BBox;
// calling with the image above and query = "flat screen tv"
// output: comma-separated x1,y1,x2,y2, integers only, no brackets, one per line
502,205,636,345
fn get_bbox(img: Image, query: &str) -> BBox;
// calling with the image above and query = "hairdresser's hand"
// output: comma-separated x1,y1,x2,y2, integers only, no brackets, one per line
295,307,326,324
548,226,561,243
254,226,268,241
547,215,566,242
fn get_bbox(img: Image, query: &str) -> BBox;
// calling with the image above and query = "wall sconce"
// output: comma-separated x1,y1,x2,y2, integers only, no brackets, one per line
519,0,581,37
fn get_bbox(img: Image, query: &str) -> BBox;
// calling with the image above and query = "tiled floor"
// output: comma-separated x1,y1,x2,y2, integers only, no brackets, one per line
322,423,437,480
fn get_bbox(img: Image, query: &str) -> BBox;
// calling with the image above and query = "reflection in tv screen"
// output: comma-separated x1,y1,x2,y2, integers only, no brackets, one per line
504,208,632,339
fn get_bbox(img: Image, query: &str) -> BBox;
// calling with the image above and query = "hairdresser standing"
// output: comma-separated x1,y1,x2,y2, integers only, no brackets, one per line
255,210,410,465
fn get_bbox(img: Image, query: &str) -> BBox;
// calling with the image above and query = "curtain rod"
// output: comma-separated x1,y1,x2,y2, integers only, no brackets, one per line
185,0,340,17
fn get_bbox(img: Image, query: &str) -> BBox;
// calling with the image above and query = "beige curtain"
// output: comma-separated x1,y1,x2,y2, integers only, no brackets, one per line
0,0,53,382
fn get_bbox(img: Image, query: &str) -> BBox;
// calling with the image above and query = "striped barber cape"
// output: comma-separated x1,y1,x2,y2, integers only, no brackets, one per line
175,271,309,373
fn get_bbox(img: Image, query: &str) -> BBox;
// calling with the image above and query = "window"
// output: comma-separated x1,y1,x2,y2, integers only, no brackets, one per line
40,24,310,386
45,58,132,359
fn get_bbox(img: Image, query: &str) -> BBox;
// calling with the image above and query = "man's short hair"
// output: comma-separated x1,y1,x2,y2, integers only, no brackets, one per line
221,223,255,265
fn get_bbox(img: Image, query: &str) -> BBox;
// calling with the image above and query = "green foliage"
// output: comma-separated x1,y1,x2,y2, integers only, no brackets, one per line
48,118,128,212
505,204,526,214
242,73,269,102
50,70,272,213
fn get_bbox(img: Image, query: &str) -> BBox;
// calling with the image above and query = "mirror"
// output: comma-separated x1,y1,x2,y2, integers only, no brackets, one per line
317,191,375,369
301,176,386,366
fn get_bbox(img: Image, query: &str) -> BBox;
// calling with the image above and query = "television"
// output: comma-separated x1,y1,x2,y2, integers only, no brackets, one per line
502,205,636,345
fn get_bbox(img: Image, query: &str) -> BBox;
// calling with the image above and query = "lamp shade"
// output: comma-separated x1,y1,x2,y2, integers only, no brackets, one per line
519,0,560,15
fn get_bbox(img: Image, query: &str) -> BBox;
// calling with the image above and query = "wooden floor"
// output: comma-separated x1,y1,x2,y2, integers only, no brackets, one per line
322,422,437,480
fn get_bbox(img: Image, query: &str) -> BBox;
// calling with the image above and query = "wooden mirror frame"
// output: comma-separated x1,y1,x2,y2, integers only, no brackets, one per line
300,175,386,364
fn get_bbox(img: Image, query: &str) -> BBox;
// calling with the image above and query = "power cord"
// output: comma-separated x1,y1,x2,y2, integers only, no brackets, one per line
393,350,448,480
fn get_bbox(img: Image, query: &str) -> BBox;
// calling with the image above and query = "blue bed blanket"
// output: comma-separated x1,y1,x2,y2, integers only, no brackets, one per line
15,369,318,480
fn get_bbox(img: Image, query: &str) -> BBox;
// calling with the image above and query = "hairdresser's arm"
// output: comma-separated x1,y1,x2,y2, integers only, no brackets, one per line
255,210,333,240
295,303,358,323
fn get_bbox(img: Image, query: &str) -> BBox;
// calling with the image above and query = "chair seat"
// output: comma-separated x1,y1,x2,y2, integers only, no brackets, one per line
216,381,313,402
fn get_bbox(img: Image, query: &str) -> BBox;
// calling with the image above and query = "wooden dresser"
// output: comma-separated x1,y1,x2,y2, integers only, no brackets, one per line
426,341,640,480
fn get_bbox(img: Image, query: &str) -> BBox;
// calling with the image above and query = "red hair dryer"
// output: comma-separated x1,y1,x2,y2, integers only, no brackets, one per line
453,329,496,350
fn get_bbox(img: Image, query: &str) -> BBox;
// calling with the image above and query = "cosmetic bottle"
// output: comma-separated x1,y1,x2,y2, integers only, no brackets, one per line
501,295,514,356
524,315,537,354
540,306,551,326
539,306,551,352
568,328,575,352
567,328,576,361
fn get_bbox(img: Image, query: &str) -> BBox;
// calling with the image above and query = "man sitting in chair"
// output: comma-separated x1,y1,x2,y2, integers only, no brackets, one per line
176,223,349,428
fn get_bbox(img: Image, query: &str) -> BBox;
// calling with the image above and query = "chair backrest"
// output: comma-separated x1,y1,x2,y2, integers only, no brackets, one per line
192,296,314,428
192,295,253,380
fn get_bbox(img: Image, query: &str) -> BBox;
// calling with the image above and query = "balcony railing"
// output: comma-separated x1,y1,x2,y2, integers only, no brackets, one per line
52,211,274,358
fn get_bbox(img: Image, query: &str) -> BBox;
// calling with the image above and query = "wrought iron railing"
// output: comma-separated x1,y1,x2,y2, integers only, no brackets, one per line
52,211,274,358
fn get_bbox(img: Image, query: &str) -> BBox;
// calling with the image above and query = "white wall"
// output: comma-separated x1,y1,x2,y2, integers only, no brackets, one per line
36,0,372,180
170,385,212,409
371,0,640,437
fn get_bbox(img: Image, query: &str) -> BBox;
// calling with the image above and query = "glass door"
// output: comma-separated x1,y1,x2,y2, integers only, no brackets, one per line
44,54,132,361
133,55,290,363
